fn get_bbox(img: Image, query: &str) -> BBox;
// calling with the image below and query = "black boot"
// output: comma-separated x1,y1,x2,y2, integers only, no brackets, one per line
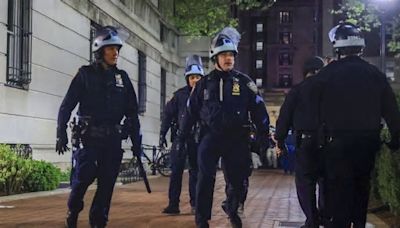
162,205,180,214
196,221,209,228
229,213,242,228
221,200,228,216
237,203,244,215
91,225,105,228
65,211,78,228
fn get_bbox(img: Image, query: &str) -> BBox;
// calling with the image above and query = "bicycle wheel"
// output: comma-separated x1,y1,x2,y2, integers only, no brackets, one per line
156,153,172,177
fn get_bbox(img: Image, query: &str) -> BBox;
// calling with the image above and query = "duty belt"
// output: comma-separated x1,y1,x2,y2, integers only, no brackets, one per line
88,124,123,138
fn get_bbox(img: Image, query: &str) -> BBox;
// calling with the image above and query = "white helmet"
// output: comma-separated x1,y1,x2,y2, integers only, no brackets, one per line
209,27,241,59
92,26,123,53
184,55,204,77
328,22,365,49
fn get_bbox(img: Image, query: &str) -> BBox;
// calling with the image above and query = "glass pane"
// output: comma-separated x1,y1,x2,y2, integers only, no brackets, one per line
256,23,263,32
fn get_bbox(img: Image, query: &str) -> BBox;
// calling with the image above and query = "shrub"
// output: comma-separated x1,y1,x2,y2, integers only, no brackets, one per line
23,160,62,192
376,144,400,215
0,144,32,195
59,168,72,182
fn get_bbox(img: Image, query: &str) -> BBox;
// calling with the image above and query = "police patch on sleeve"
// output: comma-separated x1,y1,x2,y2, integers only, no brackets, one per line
247,81,258,94
115,74,124,87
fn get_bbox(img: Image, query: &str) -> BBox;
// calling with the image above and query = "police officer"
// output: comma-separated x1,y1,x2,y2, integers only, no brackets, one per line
56,26,141,228
275,56,325,228
160,55,204,214
318,22,400,228
179,27,270,228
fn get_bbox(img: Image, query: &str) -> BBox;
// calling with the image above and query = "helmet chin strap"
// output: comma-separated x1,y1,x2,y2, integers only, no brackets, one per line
216,56,227,72
336,49,342,60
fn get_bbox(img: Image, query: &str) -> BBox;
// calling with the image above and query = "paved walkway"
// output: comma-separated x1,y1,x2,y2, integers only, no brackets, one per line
0,170,387,228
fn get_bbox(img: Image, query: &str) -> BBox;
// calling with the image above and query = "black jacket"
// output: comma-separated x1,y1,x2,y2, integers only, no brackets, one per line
275,74,322,141
160,86,191,138
318,56,400,136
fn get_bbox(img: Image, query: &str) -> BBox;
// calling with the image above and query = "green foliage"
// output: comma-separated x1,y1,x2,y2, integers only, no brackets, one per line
0,145,32,195
23,160,61,192
167,0,276,37
376,142,400,215
170,0,237,37
373,93,400,215
388,14,400,53
60,168,72,182
0,144,62,195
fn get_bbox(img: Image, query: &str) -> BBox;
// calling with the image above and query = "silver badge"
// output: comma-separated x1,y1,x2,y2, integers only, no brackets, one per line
115,74,124,87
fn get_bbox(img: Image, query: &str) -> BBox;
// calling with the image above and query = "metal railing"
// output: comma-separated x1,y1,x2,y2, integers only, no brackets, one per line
118,144,171,184
8,144,32,159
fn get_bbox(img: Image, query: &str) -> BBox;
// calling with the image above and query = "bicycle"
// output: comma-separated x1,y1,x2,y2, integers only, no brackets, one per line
118,145,171,184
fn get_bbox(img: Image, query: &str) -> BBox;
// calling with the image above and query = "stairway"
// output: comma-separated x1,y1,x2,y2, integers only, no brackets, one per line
260,88,289,126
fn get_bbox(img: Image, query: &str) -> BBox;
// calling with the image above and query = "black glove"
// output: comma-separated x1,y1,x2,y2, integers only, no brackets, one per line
386,139,400,151
56,129,69,155
159,135,168,148
386,132,400,151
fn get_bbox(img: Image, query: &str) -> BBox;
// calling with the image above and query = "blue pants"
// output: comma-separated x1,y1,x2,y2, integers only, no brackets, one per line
168,139,198,207
195,133,249,224
222,151,252,205
67,138,123,227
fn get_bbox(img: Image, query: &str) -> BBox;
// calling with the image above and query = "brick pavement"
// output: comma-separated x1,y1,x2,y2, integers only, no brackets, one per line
0,170,387,228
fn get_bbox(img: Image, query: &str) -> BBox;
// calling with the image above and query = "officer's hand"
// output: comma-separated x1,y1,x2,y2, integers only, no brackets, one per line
56,130,69,155
275,140,285,157
131,143,142,157
386,139,400,151
275,146,282,157
159,135,168,148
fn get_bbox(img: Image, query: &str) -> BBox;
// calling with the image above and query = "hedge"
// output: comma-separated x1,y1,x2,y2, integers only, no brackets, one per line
0,144,62,195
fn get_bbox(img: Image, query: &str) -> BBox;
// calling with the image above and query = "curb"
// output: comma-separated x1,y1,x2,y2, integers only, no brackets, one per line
0,174,162,203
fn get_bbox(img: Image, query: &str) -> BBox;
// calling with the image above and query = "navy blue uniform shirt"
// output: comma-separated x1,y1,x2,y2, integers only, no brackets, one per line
181,69,269,139
57,63,140,140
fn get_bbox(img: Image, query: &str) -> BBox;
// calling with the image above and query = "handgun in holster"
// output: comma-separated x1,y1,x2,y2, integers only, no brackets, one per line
68,116,89,185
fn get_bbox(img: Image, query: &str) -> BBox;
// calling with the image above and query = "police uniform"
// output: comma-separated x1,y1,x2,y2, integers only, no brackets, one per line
160,85,198,211
181,69,269,227
318,55,400,227
57,63,140,227
276,73,325,228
